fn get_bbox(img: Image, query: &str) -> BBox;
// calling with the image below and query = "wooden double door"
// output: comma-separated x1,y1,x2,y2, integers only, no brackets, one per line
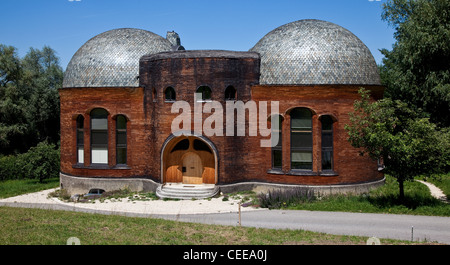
182,152,203,184
163,137,216,185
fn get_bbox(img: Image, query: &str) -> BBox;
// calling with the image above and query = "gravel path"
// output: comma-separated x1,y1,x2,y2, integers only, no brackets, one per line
416,180,449,203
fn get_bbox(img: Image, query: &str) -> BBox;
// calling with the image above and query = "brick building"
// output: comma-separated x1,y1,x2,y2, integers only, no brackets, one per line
60,20,385,198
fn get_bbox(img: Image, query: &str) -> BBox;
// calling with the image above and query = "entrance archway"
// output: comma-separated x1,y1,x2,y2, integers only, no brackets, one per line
161,134,217,185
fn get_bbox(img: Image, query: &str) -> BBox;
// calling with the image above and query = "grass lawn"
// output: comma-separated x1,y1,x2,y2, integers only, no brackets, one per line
0,206,429,245
269,175,450,216
0,178,59,199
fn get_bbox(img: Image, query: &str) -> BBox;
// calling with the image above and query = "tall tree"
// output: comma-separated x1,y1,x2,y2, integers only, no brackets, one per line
0,45,30,153
380,0,450,127
22,46,63,146
0,45,62,154
346,89,450,200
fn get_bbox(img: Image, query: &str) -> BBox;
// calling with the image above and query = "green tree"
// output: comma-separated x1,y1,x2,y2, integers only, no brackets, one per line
345,88,450,200
0,45,62,154
380,0,450,127
0,45,30,153
22,46,63,146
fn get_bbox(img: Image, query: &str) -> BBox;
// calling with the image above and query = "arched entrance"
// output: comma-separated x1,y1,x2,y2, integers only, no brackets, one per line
161,135,217,185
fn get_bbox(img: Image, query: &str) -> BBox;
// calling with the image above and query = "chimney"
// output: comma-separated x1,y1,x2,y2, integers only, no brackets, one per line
166,31,185,51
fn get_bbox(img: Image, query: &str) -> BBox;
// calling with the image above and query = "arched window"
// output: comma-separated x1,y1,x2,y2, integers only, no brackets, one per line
290,108,313,170
76,115,84,164
321,115,334,171
165,86,176,102
196,86,212,101
90,108,108,164
271,115,283,169
193,139,212,153
116,115,127,165
225,86,236,101
171,139,189,153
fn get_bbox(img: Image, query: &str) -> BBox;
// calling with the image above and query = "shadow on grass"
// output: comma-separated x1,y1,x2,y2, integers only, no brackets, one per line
367,193,442,210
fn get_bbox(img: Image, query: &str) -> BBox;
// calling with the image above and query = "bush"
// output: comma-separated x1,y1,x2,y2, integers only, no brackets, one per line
258,187,316,209
0,155,24,180
0,141,60,182
21,141,60,183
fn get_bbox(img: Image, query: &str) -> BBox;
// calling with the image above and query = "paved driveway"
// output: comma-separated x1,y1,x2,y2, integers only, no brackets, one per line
159,210,450,244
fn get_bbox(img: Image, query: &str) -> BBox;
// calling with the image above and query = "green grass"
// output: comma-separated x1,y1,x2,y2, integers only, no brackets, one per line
275,175,450,216
0,206,430,245
0,178,59,199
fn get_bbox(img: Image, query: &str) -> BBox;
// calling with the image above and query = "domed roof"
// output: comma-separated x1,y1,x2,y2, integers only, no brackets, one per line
250,19,381,85
63,28,173,88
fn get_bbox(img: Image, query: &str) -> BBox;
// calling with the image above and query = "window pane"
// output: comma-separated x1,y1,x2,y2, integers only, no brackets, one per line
291,132,312,148
165,87,176,101
117,147,127,164
291,151,312,170
116,115,127,130
77,130,84,146
91,131,108,146
194,139,212,153
117,131,126,145
272,130,282,147
91,118,107,130
92,148,108,164
77,147,84,164
90,108,108,118
225,86,236,100
322,151,333,170
322,132,333,148
76,115,84,129
197,86,211,100
291,108,312,129
273,150,282,168
171,139,189,152
321,115,333,131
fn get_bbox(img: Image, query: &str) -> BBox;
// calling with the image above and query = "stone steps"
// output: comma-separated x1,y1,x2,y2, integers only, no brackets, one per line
156,183,220,200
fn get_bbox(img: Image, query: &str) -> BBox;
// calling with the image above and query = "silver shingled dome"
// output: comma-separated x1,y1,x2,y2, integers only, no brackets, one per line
250,19,381,85
63,28,172,88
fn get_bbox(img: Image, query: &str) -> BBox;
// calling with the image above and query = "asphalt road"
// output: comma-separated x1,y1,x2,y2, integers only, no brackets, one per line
161,210,450,244
2,202,449,244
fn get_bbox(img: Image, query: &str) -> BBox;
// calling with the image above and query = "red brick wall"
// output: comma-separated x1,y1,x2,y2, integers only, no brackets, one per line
59,87,156,179
60,57,384,186
245,85,384,185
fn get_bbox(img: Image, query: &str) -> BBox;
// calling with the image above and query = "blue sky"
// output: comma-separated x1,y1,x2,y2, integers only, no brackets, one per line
1,0,395,70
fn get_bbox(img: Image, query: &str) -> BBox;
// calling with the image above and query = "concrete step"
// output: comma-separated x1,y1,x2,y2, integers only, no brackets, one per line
156,183,219,200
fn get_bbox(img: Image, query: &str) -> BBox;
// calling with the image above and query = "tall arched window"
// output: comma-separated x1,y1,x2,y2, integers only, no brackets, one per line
290,108,313,170
90,108,108,164
165,86,176,102
271,115,283,169
321,115,334,172
116,115,127,165
76,115,84,164
225,86,236,101
196,86,212,101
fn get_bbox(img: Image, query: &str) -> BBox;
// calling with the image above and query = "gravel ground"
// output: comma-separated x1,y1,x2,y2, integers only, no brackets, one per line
0,188,262,215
